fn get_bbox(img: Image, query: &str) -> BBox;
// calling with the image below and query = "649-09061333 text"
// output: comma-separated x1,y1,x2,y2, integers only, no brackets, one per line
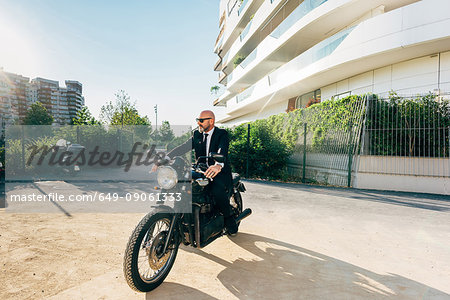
8,192,183,202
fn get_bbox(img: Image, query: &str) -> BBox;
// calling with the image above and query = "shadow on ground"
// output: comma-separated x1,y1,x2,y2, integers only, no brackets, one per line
146,282,217,300
245,180,450,212
151,233,448,299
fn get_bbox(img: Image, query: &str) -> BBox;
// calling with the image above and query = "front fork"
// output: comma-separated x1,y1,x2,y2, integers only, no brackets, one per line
160,214,178,256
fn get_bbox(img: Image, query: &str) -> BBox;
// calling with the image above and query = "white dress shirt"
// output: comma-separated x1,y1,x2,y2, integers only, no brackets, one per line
203,127,224,167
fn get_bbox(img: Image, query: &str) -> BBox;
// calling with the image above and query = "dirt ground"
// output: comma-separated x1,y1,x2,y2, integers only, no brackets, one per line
0,211,143,299
1,181,450,299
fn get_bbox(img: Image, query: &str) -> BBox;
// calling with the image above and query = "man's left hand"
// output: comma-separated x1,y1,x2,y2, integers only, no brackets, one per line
205,164,222,178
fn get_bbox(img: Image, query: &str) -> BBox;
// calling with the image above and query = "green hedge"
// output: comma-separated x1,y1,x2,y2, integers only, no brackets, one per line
226,93,450,180
227,95,365,179
366,93,450,157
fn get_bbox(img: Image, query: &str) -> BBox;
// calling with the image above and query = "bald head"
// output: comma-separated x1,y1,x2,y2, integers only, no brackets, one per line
197,110,215,133
199,110,215,119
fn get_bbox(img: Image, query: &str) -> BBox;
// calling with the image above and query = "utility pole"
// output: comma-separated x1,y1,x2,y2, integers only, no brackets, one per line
154,105,158,131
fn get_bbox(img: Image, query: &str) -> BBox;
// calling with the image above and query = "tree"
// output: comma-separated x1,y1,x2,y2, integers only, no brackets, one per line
110,106,150,126
100,90,137,125
110,106,151,141
23,102,54,125
159,120,175,142
99,100,115,125
72,106,100,125
210,85,220,95
151,120,175,145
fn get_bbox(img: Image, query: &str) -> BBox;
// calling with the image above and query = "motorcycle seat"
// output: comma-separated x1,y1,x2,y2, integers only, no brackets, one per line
232,173,240,187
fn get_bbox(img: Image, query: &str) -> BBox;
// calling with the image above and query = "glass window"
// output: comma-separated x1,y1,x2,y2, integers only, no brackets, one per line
295,89,321,108
332,91,351,100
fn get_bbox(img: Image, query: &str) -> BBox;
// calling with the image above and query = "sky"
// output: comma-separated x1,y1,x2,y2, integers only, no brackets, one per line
0,0,223,126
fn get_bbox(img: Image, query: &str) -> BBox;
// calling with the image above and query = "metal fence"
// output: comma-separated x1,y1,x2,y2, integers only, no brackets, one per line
287,95,366,187
359,93,450,178
287,93,450,187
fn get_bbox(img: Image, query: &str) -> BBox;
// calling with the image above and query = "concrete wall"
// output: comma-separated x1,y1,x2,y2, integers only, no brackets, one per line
355,173,450,195
355,155,450,195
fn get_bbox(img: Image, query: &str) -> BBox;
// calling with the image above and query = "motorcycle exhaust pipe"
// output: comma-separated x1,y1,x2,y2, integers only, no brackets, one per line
235,208,252,224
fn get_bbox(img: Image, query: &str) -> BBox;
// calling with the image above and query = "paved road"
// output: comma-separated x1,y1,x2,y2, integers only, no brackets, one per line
44,180,450,299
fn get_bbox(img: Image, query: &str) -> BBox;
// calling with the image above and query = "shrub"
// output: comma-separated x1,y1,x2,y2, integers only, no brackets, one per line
228,121,290,179
233,55,246,67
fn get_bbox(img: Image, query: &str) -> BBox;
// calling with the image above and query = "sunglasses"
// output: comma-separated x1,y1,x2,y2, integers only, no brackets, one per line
196,117,212,123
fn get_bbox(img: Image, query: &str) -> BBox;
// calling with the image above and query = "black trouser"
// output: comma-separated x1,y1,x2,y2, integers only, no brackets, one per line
209,172,233,218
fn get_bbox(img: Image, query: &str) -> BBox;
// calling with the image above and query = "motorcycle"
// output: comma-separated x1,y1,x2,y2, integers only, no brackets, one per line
53,139,84,174
123,153,252,292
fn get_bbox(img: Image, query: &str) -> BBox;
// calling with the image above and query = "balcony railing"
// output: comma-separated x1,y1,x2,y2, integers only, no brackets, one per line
270,0,328,39
216,35,224,50
239,48,257,69
236,85,256,103
240,19,252,41
214,57,223,71
237,0,250,16
219,11,226,28
215,25,225,46
269,26,355,86
222,51,230,67
219,72,228,85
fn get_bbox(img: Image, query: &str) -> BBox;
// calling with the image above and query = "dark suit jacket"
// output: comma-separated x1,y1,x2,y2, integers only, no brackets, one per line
167,127,232,177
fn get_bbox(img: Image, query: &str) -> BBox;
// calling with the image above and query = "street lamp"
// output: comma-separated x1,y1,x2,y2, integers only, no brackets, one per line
154,104,158,131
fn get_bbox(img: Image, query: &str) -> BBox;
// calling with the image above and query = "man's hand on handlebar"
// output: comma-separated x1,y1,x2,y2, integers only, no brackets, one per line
150,154,171,173
205,164,222,178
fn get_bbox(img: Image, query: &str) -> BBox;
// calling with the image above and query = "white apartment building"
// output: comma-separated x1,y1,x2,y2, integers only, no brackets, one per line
213,0,450,125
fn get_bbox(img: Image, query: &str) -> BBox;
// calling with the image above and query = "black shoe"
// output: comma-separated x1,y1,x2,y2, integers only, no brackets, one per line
225,217,238,236
227,230,237,237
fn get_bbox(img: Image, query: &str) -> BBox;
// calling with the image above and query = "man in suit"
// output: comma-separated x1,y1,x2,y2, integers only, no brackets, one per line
166,110,238,235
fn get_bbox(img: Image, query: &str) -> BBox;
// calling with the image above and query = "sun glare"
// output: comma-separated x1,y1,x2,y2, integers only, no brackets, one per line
0,12,38,75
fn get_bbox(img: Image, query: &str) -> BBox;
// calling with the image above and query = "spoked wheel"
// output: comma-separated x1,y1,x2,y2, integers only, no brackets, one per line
123,208,179,292
230,191,243,228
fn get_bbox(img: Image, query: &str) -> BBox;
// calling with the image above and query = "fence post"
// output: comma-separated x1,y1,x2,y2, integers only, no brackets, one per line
246,123,250,178
76,126,80,144
117,128,121,153
347,121,353,188
21,126,26,172
302,123,307,183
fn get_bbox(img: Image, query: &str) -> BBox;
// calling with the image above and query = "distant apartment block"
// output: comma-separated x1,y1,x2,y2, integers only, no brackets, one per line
213,0,450,125
0,68,84,127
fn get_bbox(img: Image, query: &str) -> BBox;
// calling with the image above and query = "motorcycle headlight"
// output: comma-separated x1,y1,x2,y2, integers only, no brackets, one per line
157,166,178,189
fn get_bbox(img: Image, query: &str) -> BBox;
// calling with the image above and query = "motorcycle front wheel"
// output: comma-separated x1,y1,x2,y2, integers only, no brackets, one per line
123,207,179,292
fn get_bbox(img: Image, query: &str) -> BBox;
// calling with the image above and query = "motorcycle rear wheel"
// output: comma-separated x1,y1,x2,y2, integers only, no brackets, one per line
230,191,243,228
123,207,179,292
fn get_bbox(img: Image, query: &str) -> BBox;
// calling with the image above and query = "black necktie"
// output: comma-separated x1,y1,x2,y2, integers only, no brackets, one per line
203,133,208,154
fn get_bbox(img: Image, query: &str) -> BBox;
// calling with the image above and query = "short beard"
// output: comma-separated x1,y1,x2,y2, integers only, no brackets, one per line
198,126,204,133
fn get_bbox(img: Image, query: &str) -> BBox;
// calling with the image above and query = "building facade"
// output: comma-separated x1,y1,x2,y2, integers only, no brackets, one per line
0,69,84,127
213,0,450,125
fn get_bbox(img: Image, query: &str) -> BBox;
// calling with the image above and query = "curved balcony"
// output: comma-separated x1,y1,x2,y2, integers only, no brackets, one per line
268,26,354,86
224,0,392,93
221,0,330,75
270,0,327,39
218,0,450,122
218,0,265,59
